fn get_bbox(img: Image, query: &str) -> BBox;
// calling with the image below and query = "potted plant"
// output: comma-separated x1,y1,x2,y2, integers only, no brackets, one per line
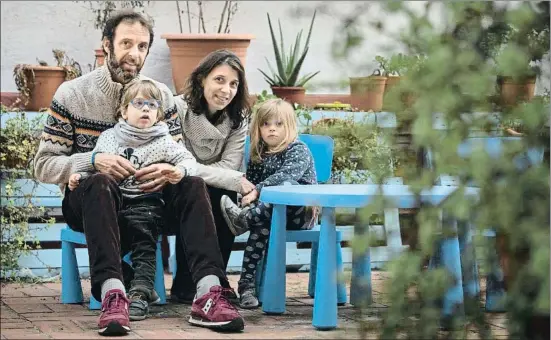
81,1,151,68
13,49,83,111
258,11,319,105
161,1,254,94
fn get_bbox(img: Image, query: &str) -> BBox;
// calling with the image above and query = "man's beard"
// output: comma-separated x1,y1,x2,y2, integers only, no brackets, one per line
107,52,142,84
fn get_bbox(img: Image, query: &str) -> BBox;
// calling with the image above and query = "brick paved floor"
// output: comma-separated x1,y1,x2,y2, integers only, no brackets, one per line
1,271,508,339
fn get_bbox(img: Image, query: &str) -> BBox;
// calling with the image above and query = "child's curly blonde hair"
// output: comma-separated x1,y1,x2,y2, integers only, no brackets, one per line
249,98,298,163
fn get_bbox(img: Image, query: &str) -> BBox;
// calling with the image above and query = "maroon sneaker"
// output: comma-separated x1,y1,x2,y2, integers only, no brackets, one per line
98,289,131,336
189,286,245,331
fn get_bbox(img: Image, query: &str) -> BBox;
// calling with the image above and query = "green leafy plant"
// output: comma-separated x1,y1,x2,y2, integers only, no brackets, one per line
259,11,320,87
318,1,550,339
0,106,54,279
311,117,395,184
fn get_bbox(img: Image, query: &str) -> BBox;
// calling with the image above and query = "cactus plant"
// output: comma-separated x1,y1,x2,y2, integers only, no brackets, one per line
259,11,320,87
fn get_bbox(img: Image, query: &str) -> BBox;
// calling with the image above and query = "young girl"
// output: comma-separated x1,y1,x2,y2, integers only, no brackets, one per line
220,98,317,309
68,79,196,321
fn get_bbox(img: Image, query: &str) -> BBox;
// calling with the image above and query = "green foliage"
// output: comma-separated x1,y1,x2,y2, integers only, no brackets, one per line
323,1,550,338
311,118,395,184
259,11,320,87
0,108,53,279
374,53,426,76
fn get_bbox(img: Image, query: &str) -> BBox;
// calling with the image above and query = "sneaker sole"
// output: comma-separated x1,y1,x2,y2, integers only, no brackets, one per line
188,314,245,332
220,197,241,236
98,321,130,336
129,314,147,321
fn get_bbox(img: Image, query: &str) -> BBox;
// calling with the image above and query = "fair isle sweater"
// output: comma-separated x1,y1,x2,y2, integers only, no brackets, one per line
175,96,247,192
33,65,182,190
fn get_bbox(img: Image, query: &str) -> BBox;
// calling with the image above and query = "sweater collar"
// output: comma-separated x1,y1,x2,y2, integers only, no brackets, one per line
96,65,137,99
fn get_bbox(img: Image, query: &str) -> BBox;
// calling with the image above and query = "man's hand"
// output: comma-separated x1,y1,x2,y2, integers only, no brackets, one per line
160,166,184,184
94,153,135,181
68,173,81,191
240,176,256,195
135,163,176,192
241,189,259,206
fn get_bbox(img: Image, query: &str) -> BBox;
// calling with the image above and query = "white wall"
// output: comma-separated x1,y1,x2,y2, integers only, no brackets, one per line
0,1,427,95
1,1,547,95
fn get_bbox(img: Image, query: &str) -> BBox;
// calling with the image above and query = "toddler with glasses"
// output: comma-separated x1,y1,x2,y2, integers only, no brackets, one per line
68,79,196,321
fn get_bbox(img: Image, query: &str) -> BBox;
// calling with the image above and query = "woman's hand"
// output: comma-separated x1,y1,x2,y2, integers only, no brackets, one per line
68,173,81,191
241,189,259,206
240,176,256,195
160,166,184,184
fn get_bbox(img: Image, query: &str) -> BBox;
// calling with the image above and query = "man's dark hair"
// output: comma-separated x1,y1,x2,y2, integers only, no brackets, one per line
183,49,251,130
102,9,154,55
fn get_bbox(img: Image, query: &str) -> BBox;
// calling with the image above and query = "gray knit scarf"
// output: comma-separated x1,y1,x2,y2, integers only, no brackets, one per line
113,118,169,147
183,109,233,158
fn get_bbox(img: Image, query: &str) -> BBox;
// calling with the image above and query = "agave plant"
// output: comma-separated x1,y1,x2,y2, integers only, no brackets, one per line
259,11,320,88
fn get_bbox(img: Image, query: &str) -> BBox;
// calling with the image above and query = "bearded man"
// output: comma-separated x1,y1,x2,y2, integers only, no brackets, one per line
34,9,244,336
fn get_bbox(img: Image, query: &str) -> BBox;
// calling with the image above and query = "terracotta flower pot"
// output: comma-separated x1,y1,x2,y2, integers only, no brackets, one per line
161,34,254,94
94,48,105,68
497,76,536,107
349,76,387,111
23,66,66,111
270,86,306,104
384,76,401,94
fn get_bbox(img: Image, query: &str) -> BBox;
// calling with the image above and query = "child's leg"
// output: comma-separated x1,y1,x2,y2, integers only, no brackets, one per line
237,200,307,308
119,198,163,320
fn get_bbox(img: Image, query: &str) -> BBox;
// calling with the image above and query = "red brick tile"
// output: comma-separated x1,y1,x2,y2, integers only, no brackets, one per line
134,329,203,339
7,303,53,314
20,313,67,321
17,285,59,297
69,316,100,331
43,303,96,315
129,317,186,330
34,320,84,333
0,305,20,320
0,329,49,339
46,331,104,339
2,296,58,305
1,319,34,329
0,284,28,298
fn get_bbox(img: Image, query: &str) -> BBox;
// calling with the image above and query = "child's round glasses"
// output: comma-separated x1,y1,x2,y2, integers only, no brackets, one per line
130,98,161,110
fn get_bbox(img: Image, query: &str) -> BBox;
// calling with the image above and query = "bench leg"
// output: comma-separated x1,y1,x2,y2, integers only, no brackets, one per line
350,223,372,307
89,295,102,310
61,240,83,304
440,215,465,319
154,239,167,304
484,232,506,312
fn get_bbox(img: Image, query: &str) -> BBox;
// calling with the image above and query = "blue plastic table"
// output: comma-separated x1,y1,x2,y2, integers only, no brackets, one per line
259,184,479,330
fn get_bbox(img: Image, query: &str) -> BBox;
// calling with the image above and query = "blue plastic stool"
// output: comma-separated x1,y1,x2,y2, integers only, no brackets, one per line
60,227,166,309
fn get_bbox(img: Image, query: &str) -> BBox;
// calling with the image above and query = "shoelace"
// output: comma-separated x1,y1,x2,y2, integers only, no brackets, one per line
211,287,238,311
101,291,130,314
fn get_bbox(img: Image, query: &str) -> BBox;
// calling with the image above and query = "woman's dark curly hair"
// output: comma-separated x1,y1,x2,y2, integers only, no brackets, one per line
182,49,251,130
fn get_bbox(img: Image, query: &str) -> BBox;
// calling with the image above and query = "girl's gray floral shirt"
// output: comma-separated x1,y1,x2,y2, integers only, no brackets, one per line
246,140,317,193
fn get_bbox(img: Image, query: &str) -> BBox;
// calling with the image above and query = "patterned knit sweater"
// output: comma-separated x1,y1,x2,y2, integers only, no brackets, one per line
77,121,196,199
33,65,182,190
175,96,247,192
246,140,317,193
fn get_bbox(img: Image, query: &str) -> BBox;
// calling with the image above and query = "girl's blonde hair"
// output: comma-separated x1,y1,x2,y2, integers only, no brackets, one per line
118,79,165,121
249,98,298,163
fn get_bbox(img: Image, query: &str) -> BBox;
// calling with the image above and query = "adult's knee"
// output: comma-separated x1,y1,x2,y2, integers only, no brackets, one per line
81,173,121,198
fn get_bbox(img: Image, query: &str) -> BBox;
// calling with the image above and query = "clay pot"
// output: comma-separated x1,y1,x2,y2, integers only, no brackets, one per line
22,66,66,111
349,76,387,111
384,76,401,94
497,76,536,107
94,48,105,68
271,86,306,104
161,34,254,94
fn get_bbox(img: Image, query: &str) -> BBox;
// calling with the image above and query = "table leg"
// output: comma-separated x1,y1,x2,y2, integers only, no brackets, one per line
262,204,287,314
350,216,372,307
440,215,465,319
313,207,338,330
